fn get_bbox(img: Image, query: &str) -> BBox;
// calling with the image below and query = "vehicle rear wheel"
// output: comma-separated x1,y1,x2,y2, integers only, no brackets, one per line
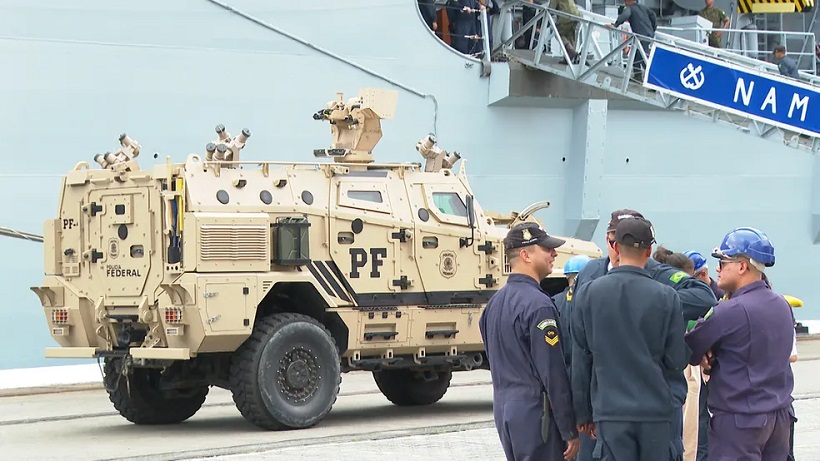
373,369,452,406
230,312,341,430
103,358,209,425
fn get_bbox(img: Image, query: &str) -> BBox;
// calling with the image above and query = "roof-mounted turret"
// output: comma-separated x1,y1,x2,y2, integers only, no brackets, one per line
415,133,461,173
204,124,251,168
312,88,398,164
93,133,141,175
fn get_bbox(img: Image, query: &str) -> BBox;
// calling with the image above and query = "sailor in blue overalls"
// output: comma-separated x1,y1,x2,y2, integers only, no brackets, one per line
572,216,689,460
553,254,592,370
479,222,580,461
570,209,717,461
685,227,794,460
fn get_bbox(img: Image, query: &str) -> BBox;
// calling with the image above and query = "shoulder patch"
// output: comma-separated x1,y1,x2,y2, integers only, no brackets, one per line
670,271,688,283
544,326,560,346
537,319,557,330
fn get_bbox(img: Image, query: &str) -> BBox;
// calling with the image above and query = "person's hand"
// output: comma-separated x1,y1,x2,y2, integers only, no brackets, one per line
577,423,596,439
564,437,580,460
700,350,714,373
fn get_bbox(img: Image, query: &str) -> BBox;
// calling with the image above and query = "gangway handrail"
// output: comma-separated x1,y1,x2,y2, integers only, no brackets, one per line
494,0,820,152
497,0,820,87
656,26,817,73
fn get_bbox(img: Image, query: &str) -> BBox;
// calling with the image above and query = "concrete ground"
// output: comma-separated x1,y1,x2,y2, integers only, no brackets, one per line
2,336,820,461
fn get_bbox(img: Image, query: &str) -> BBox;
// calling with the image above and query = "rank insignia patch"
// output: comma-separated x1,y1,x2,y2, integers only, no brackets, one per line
537,319,557,330
544,328,559,346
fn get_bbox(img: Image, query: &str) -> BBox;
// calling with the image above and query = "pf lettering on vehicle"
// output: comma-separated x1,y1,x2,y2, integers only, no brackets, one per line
349,247,388,278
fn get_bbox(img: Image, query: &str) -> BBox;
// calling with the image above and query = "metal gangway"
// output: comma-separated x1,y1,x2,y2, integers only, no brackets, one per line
491,0,820,153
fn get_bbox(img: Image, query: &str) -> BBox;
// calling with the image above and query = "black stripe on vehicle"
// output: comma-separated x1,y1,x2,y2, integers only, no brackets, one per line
306,261,334,298
326,260,359,303
315,261,351,303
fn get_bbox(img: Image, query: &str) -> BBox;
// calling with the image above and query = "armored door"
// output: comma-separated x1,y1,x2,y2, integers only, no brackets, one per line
327,175,413,306
84,188,153,303
406,182,489,304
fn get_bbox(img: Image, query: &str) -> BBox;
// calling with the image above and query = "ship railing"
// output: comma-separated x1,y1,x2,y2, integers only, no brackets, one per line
656,25,817,74
494,0,820,91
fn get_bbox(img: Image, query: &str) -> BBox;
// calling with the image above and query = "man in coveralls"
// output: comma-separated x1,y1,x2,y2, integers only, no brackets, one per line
570,209,717,461
572,216,688,460
685,227,794,460
480,222,581,461
553,254,592,369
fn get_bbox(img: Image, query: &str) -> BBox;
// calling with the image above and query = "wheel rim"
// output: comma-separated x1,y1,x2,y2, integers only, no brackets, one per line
276,346,320,402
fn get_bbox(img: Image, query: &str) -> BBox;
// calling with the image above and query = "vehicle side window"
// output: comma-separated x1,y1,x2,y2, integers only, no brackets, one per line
432,192,467,217
347,190,383,203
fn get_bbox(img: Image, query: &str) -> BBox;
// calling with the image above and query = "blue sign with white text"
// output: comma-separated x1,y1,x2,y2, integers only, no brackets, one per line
645,44,820,136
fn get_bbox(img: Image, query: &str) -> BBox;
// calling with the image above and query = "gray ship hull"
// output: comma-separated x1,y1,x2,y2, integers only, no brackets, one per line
0,0,815,370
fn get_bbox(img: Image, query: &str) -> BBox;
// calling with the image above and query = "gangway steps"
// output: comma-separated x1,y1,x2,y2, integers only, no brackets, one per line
504,48,817,151
492,1,820,153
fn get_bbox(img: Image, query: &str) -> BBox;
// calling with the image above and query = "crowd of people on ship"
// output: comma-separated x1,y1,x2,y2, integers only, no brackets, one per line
480,209,799,461
417,0,804,81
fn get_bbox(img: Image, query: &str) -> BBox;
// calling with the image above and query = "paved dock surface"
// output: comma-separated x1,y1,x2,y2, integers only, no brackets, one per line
2,339,820,461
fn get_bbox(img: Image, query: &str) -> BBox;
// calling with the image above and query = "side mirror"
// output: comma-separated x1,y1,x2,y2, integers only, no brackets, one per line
466,195,475,229
460,195,476,248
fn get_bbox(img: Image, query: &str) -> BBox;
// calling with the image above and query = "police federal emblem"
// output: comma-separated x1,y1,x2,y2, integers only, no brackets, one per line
439,250,457,278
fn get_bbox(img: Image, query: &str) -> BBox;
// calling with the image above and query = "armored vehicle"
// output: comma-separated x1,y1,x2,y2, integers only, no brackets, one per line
31,88,602,430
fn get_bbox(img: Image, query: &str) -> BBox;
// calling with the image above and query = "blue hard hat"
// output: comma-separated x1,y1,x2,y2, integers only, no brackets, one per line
564,255,592,275
684,250,708,272
711,227,775,267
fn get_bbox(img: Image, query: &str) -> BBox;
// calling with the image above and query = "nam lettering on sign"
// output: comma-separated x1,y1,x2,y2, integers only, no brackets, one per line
644,43,819,137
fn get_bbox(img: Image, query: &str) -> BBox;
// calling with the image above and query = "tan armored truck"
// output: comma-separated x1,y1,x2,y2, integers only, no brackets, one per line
31,88,602,431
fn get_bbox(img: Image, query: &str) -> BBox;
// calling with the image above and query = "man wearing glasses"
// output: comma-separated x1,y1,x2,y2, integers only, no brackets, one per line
684,227,794,460
570,209,716,461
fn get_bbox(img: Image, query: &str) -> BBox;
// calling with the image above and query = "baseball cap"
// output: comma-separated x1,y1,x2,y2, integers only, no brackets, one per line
607,208,644,232
504,222,566,250
614,217,656,248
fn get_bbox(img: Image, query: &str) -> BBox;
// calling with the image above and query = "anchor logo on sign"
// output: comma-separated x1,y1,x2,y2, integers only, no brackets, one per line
679,63,705,90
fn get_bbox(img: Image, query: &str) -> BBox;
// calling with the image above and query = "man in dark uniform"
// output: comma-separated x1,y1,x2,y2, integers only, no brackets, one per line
479,222,580,461
685,227,794,460
608,0,657,80
553,254,591,370
572,216,688,460
446,0,479,54
570,208,717,461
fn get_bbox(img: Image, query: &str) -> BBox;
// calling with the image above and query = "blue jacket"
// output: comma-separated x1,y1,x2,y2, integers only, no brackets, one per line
479,273,578,442
685,280,794,415
571,265,687,423
571,256,717,404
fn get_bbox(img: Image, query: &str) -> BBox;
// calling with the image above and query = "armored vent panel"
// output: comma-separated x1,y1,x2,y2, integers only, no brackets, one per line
190,213,271,272
200,225,268,260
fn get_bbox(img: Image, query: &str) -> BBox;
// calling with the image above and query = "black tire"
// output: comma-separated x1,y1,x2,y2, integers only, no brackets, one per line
230,313,341,431
103,358,209,425
373,369,452,406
